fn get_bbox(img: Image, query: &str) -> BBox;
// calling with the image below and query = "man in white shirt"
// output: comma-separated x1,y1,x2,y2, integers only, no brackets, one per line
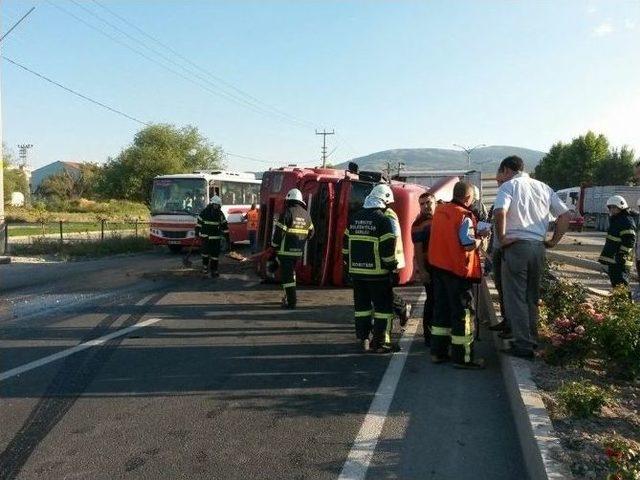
493,156,571,359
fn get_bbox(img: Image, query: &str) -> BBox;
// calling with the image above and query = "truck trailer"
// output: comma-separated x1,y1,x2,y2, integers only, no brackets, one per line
578,185,640,231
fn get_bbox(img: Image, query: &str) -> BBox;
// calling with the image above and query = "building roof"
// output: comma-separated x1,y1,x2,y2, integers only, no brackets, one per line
60,161,83,169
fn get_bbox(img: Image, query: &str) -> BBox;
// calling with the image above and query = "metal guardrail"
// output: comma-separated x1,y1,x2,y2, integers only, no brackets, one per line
5,220,152,251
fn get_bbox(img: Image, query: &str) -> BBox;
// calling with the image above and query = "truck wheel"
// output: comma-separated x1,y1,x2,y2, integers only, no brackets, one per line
168,244,183,254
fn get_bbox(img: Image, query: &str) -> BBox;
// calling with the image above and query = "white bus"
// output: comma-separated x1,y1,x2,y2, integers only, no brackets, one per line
149,170,261,252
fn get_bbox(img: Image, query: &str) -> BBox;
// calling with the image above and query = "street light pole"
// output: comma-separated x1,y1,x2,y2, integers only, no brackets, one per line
453,143,486,170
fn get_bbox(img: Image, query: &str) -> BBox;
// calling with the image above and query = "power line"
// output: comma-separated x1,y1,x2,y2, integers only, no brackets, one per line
69,0,305,128
0,6,36,43
2,56,150,126
49,0,313,130
91,0,316,130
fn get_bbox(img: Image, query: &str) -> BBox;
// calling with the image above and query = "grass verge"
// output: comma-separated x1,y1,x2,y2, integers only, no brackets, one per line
10,236,156,260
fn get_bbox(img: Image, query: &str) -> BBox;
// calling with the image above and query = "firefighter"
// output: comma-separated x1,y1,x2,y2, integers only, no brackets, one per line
428,181,485,369
196,195,230,278
271,188,314,309
343,184,399,353
598,195,636,292
243,203,260,254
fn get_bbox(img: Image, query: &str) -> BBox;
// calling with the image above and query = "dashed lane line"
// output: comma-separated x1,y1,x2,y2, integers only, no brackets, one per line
338,291,424,480
0,317,162,382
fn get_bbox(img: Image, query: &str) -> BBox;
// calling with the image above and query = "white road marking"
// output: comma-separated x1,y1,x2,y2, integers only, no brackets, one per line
136,294,155,306
338,291,424,480
0,317,162,382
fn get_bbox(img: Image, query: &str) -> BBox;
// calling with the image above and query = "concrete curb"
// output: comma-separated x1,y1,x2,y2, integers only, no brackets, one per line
547,251,600,272
478,279,573,480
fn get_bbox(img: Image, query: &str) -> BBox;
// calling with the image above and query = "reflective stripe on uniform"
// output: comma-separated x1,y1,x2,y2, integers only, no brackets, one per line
620,229,636,236
348,235,384,274
275,221,288,231
452,309,474,363
599,255,616,264
342,249,349,254
381,255,396,263
620,245,632,253
431,326,451,336
288,228,310,235
278,250,303,257
607,234,621,242
202,220,220,225
379,232,395,242
199,233,209,238
201,254,209,258
355,310,373,318
373,312,394,320
282,282,296,289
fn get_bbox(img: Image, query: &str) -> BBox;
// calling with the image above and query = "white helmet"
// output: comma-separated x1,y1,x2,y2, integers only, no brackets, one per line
210,195,222,206
285,188,305,205
368,184,395,205
472,185,480,201
606,195,628,209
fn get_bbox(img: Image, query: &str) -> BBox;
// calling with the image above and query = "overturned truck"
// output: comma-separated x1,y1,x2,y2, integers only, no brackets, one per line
255,166,457,287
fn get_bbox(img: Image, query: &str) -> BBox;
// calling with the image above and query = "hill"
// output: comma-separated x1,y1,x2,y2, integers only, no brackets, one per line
336,145,546,174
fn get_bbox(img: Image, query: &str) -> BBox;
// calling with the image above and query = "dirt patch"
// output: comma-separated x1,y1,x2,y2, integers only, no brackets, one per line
532,361,640,479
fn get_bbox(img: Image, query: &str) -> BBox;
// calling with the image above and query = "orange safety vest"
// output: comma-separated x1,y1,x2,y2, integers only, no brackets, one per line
246,209,260,231
428,202,482,281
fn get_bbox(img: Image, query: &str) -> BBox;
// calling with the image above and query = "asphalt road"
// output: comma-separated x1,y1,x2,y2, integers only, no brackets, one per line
0,251,528,479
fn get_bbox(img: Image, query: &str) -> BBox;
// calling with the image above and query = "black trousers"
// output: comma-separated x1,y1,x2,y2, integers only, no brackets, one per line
352,277,394,347
278,256,298,307
423,280,435,341
202,238,221,272
431,269,476,365
608,264,630,288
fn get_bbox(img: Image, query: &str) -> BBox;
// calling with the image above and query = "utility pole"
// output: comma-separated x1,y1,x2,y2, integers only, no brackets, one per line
1,6,36,260
453,143,486,170
315,129,335,168
0,13,6,259
18,143,33,166
396,161,405,177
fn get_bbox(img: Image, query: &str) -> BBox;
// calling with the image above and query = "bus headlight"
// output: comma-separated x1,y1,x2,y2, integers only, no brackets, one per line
187,230,195,238
151,228,161,236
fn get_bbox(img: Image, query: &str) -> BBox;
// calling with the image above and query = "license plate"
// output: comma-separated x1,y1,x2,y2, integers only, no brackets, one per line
169,240,181,245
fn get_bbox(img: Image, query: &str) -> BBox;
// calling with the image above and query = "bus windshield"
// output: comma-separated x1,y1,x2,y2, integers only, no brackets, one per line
151,178,207,215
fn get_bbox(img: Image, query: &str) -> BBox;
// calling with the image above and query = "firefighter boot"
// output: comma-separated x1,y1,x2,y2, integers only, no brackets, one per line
281,286,296,309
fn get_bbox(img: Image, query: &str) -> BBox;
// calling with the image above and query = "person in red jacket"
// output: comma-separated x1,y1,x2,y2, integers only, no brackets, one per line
428,182,486,369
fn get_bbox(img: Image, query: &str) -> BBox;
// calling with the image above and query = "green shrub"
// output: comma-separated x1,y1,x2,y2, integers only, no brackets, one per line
557,380,609,418
594,287,640,380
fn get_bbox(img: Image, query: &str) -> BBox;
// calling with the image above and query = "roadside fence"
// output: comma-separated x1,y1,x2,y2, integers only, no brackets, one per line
5,220,152,252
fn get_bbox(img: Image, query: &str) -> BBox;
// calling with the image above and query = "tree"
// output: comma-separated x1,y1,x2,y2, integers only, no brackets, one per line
36,163,102,200
594,146,636,186
534,131,632,189
97,124,222,203
2,146,29,204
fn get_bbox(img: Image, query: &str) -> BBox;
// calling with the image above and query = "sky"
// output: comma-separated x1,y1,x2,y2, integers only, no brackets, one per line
1,0,639,172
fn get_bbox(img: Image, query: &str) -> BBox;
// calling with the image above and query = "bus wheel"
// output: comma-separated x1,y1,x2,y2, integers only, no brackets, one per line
168,244,183,254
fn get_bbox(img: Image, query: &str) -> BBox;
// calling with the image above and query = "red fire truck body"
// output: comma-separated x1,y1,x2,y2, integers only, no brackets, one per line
257,167,453,287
